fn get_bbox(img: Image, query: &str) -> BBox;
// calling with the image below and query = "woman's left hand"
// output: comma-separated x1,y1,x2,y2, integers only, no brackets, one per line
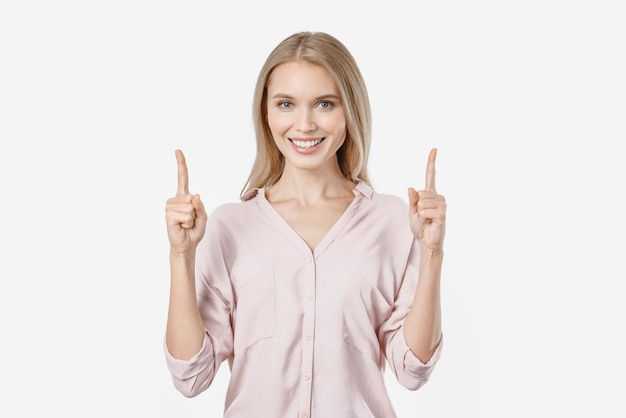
408,148,447,252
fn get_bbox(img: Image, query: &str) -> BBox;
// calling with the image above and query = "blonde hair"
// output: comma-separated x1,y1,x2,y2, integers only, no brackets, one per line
241,31,372,196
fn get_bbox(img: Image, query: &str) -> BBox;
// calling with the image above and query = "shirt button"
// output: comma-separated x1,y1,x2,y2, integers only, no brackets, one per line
307,257,313,263
304,373,311,380
301,412,309,418
304,334,311,341
306,295,313,301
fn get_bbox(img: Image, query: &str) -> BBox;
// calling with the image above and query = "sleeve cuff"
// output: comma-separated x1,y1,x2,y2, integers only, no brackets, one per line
390,326,443,390
163,332,214,380
403,334,443,373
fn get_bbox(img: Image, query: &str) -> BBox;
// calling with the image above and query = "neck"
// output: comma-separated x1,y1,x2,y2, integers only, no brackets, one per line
268,165,355,205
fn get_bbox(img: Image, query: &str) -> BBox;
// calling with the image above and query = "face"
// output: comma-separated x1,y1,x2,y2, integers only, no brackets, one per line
266,61,347,174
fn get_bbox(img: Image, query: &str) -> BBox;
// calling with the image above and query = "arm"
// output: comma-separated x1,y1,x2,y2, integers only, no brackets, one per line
165,150,208,360
166,252,205,360
402,247,443,363
404,148,446,363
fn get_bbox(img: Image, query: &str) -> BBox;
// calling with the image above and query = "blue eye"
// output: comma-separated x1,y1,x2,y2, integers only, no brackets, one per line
278,101,293,109
318,101,333,109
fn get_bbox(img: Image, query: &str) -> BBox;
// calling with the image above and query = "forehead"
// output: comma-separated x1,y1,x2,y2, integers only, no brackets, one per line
267,61,339,95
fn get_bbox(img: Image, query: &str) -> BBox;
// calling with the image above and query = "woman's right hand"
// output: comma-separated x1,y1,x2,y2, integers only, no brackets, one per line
165,149,208,256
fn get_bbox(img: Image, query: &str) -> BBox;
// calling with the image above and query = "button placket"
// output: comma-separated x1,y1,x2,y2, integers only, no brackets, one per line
299,254,316,417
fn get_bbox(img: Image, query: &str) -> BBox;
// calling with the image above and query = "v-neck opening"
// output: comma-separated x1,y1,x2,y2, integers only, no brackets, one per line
254,183,368,257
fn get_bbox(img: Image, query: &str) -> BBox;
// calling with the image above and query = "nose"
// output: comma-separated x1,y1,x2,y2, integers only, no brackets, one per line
296,109,316,132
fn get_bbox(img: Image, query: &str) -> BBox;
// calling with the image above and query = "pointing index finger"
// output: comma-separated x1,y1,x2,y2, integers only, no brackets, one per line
425,148,437,192
175,149,189,195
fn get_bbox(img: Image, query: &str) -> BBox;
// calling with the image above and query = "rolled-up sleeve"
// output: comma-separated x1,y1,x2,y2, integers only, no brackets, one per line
380,234,442,390
164,332,217,397
387,327,443,390
163,208,235,398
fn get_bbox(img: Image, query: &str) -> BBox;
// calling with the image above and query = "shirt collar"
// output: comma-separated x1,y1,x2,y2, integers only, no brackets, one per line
353,181,373,199
240,188,262,202
240,180,373,202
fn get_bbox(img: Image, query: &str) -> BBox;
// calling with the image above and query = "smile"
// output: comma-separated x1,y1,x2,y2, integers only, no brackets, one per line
289,138,325,149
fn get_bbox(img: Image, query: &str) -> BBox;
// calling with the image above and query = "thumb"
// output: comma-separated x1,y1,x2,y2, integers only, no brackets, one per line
192,194,208,222
407,187,419,209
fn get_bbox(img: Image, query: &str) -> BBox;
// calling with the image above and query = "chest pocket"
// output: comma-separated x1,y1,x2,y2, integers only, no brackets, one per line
233,273,276,354
342,266,394,362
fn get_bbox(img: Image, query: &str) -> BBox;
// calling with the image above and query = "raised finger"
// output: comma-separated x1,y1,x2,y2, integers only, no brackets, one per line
425,148,437,192
175,149,189,196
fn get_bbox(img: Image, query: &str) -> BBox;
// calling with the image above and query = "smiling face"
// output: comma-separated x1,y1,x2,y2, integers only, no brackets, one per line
266,61,347,176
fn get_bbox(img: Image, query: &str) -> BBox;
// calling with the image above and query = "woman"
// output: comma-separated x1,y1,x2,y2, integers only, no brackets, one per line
164,31,446,418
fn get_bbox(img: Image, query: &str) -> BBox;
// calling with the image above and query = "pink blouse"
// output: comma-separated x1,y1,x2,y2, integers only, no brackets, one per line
164,181,442,418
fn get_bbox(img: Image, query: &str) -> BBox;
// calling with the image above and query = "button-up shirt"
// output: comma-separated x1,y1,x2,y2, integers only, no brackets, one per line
164,181,442,418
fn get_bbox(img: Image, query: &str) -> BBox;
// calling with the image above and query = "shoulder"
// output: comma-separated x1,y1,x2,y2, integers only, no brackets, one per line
355,183,410,229
371,191,408,210
369,192,410,230
209,200,255,224
358,182,408,214
206,188,262,227
354,184,414,246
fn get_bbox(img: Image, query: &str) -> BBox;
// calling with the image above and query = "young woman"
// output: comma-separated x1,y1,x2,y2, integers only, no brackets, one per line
164,31,446,418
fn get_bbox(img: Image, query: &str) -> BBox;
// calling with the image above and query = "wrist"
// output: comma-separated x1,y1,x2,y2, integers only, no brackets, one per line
169,249,196,263
418,245,444,261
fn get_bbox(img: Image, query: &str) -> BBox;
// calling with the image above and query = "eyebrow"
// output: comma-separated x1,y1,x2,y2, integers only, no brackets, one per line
270,93,341,101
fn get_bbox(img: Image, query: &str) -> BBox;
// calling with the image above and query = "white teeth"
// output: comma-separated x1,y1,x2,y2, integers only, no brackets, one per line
292,138,323,148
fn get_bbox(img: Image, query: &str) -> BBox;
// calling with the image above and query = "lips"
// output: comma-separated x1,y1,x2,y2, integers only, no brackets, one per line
289,137,325,149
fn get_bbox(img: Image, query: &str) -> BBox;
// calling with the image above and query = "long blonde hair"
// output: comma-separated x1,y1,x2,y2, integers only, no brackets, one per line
241,31,372,196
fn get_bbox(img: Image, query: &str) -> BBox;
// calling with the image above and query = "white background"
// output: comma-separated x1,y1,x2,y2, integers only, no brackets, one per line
1,1,625,417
